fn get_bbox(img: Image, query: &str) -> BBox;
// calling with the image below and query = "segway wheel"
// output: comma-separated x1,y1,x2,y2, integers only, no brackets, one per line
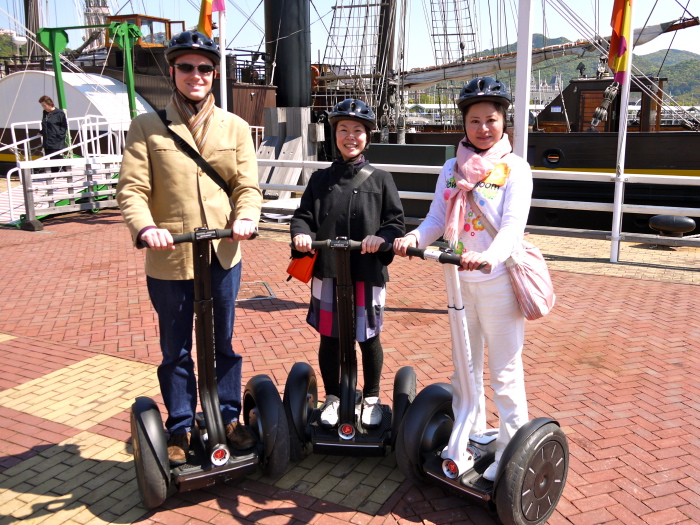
394,383,453,486
130,398,170,509
243,374,290,478
283,362,318,461
391,366,416,449
495,422,569,525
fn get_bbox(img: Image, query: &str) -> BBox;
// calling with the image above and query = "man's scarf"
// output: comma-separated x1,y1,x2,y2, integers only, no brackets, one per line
173,90,216,153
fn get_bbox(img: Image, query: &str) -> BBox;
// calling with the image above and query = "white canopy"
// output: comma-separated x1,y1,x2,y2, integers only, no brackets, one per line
0,70,153,132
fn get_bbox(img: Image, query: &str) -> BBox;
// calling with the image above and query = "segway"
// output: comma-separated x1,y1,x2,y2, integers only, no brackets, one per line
394,246,568,525
284,238,416,459
130,227,289,509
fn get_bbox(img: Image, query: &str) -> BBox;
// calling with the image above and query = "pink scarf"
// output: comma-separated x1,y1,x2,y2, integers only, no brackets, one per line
444,134,512,246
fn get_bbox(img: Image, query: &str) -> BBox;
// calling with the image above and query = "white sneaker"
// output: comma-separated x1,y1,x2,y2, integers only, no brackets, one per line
320,395,340,426
483,459,499,481
361,396,382,427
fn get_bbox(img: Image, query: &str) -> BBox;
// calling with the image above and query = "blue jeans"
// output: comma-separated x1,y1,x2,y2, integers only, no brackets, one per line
147,257,243,434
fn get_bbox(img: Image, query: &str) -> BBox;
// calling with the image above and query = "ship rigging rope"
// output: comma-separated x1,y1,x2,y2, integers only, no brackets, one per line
545,0,698,129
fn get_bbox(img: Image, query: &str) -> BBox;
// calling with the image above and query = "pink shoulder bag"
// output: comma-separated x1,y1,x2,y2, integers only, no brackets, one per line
467,192,555,321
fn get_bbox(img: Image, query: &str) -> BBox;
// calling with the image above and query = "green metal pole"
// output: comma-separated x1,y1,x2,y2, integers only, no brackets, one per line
109,22,142,119
36,28,69,110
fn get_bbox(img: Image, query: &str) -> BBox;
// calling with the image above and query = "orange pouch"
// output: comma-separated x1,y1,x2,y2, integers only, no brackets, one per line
286,251,318,283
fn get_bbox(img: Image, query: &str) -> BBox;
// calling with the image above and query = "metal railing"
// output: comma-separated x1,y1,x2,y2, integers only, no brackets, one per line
256,159,700,258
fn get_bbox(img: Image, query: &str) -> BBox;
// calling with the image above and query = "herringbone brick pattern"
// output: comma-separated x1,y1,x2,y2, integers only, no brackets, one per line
0,210,698,525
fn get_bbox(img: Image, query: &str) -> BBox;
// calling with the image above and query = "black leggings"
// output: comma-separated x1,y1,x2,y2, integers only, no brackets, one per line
318,334,383,398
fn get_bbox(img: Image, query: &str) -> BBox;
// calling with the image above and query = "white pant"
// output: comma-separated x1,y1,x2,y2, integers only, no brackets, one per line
457,271,528,459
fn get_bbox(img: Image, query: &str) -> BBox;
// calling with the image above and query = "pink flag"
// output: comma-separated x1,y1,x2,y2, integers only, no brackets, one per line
212,0,226,13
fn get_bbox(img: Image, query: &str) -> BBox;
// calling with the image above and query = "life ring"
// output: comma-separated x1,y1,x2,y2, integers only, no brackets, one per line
311,65,320,87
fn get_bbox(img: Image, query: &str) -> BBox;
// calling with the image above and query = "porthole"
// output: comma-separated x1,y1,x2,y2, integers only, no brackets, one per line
542,148,564,168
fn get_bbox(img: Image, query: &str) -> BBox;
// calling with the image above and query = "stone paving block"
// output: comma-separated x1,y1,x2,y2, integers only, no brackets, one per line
306,475,342,500
368,480,402,504
302,459,337,483
322,490,347,505
334,472,365,495
329,457,364,479
338,483,375,510
273,465,309,490
362,465,393,488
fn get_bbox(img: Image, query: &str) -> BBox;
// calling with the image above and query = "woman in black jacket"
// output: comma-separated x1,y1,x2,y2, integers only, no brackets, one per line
290,99,405,428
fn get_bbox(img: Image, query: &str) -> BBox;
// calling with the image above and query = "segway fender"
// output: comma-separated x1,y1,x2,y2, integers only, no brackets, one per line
132,397,169,479
401,383,453,456
283,362,317,444
493,417,560,487
244,375,287,462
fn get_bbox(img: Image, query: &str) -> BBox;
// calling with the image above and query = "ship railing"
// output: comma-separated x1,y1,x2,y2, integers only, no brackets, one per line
256,159,700,259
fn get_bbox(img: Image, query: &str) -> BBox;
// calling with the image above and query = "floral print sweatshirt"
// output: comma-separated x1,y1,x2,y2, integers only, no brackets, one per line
410,153,533,282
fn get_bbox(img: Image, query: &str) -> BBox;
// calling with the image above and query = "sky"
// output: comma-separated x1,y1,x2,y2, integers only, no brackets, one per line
1,0,698,70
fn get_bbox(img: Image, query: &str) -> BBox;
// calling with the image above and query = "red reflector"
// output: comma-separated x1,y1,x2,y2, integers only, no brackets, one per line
214,449,227,460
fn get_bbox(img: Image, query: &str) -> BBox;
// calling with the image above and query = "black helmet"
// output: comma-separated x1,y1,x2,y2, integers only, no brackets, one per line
457,77,511,112
165,31,221,66
328,99,377,131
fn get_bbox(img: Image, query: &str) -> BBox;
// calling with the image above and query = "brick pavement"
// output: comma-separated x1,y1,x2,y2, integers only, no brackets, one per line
0,210,699,525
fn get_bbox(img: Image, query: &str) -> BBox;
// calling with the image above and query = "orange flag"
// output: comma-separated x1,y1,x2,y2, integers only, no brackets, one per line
609,0,632,83
198,0,213,38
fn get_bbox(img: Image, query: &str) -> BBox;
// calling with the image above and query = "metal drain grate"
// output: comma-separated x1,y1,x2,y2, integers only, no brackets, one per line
237,281,275,302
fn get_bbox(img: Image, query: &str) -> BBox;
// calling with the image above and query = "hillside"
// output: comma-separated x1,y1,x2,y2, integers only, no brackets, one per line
519,34,700,104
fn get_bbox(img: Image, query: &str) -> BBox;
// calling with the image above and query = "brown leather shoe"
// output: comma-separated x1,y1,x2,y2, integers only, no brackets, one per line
225,421,256,450
167,431,190,465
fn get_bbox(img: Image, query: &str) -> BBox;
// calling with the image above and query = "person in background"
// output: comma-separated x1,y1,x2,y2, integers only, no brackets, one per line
38,95,67,172
116,31,262,465
393,77,532,482
290,99,405,429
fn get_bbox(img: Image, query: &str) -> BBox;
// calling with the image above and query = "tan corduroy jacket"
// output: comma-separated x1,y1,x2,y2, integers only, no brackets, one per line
116,102,263,280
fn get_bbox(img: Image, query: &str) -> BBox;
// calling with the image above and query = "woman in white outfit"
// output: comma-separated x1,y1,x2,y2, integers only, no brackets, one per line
393,77,532,481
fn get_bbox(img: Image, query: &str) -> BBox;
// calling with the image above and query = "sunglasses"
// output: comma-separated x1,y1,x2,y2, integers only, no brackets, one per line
174,63,216,75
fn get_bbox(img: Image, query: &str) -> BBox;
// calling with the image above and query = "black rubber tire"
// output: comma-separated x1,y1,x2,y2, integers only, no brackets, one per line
130,404,169,509
394,383,453,486
260,402,290,478
244,375,290,478
394,416,428,486
494,422,569,525
391,366,416,449
283,362,317,461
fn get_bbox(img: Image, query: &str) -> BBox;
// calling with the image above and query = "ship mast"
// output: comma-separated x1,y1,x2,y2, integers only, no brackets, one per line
23,0,43,59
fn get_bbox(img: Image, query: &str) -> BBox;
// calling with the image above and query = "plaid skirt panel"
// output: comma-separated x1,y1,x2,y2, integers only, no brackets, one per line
307,277,386,342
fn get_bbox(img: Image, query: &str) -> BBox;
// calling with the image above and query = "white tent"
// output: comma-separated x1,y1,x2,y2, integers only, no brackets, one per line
0,70,153,132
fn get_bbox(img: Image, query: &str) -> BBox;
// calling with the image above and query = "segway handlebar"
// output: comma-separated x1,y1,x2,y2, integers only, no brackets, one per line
137,228,258,249
294,238,393,252
405,247,487,270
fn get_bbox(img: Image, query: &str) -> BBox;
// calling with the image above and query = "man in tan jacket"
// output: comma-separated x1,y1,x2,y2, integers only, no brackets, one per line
116,31,262,465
